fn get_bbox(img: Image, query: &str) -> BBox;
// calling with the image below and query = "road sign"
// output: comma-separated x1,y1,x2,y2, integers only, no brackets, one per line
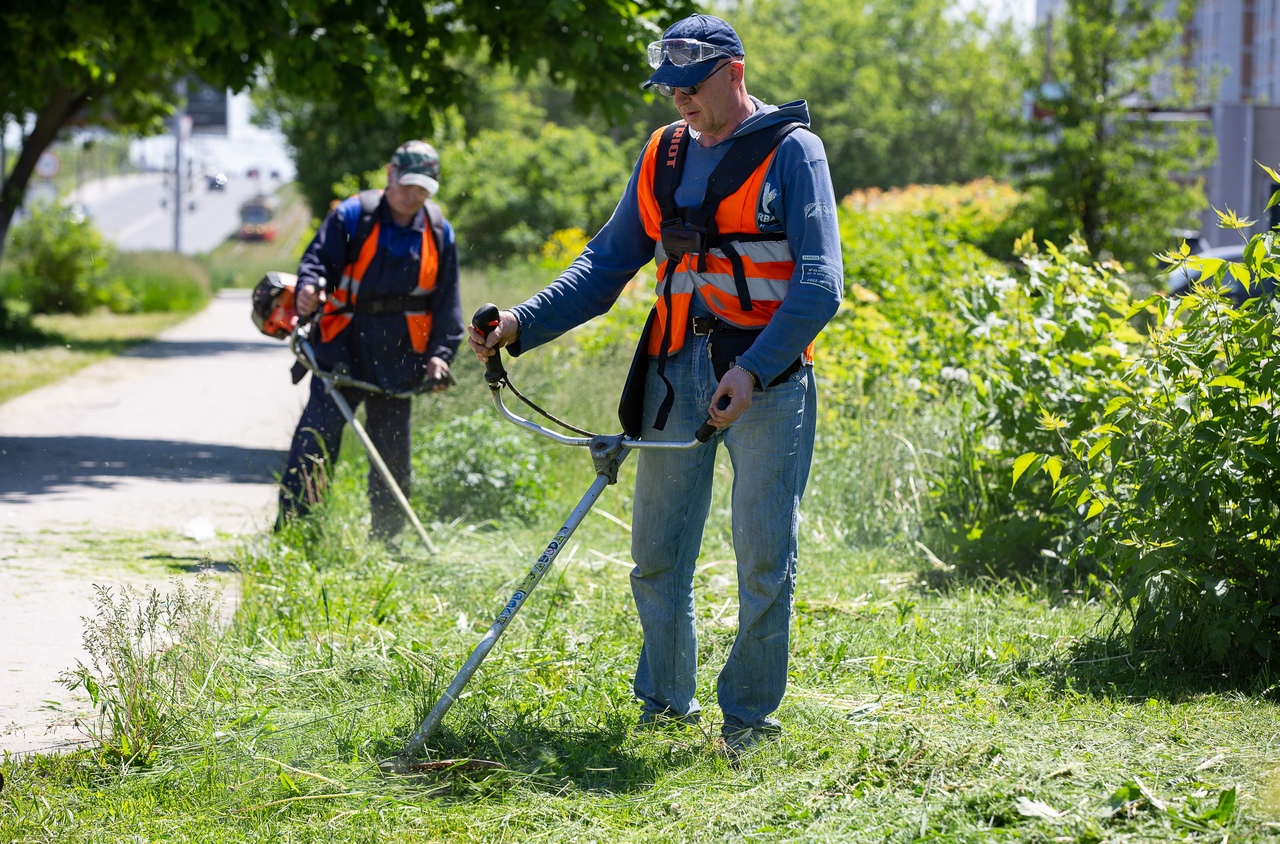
35,151,60,179
186,81,228,136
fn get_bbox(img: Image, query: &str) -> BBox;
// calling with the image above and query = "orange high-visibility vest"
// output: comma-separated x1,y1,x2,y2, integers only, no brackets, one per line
635,120,813,366
319,195,440,354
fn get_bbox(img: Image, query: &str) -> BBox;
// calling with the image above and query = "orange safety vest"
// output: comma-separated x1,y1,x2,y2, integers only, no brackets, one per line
319,194,441,354
635,119,813,366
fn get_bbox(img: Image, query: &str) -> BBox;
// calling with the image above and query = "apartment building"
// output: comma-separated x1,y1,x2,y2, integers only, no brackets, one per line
1037,0,1280,247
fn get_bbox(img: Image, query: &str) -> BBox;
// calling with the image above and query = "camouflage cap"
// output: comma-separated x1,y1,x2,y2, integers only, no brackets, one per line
390,140,440,197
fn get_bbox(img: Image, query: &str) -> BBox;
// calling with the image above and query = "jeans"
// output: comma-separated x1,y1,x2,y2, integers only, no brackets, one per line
278,375,412,540
630,333,816,732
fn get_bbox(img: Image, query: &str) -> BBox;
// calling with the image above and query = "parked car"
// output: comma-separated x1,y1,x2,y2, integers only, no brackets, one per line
1162,243,1273,305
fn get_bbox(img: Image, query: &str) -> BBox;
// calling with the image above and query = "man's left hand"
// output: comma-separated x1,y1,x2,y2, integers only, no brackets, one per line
424,356,452,391
709,366,754,427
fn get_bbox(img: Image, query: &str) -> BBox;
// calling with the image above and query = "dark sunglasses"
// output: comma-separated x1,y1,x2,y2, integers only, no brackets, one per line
656,61,732,97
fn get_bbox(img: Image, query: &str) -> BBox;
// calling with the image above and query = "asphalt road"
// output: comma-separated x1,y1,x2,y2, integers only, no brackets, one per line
70,171,280,254
0,291,307,755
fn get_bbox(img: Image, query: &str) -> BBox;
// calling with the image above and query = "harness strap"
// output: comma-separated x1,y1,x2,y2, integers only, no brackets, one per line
647,118,804,429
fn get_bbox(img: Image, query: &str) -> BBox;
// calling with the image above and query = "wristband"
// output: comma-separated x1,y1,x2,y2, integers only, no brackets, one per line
733,362,760,389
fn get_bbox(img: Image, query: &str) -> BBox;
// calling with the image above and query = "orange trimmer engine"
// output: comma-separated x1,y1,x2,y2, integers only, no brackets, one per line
251,271,299,339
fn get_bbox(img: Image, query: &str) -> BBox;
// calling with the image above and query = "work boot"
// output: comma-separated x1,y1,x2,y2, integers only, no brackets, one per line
634,708,701,733
716,723,782,764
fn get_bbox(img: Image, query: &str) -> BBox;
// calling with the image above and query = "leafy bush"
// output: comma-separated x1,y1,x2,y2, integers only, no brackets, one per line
927,235,1149,577
803,182,1020,547
828,181,1015,402
412,408,549,525
100,251,211,313
442,123,632,264
1030,217,1280,669
4,203,113,314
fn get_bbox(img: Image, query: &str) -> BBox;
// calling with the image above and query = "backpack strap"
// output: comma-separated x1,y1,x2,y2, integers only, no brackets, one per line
687,119,803,232
344,188,385,267
422,198,445,258
654,122,691,224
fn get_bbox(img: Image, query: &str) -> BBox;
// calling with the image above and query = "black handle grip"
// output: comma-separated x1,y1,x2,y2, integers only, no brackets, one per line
471,303,507,385
695,395,732,443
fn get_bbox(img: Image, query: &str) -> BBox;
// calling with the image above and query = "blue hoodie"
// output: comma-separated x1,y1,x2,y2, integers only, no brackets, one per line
508,98,844,388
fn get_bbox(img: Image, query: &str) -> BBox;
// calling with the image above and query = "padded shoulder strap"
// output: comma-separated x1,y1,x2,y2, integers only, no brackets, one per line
653,122,691,222
694,119,803,226
345,189,385,266
423,199,445,256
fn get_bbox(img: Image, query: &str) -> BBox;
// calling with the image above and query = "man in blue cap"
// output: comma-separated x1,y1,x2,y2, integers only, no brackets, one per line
469,14,842,759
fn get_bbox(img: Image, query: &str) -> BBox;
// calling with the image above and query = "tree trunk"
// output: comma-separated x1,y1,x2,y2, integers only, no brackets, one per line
0,86,94,265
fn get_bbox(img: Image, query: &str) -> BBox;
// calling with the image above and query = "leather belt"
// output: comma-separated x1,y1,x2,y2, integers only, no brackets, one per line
690,315,720,336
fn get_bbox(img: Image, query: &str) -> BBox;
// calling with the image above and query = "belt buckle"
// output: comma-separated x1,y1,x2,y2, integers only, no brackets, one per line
691,316,715,336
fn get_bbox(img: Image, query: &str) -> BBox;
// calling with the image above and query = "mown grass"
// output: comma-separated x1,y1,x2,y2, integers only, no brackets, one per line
3,265,1279,842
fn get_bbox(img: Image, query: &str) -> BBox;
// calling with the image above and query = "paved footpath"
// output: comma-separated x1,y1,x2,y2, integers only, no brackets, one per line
0,290,307,756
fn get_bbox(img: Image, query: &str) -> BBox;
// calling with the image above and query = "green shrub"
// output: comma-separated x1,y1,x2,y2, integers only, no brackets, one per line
927,235,1148,577
1034,217,1280,670
100,251,211,313
813,183,1016,547
412,408,549,525
5,203,113,314
442,123,632,264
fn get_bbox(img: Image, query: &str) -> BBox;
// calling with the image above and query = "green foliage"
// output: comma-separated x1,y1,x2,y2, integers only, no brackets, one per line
1038,224,1280,669
59,580,219,766
444,122,632,264
256,2,694,221
412,408,549,524
929,236,1148,576
735,0,1026,199
4,203,112,314
98,251,211,314
1014,0,1214,270
825,181,1015,403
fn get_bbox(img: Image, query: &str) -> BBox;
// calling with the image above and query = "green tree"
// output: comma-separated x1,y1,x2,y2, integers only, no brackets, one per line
732,0,1026,200
445,122,633,263
0,0,272,259
0,0,695,262
1015,0,1214,270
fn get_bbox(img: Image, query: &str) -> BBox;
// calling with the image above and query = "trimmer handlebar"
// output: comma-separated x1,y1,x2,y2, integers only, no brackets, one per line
472,303,508,385
288,324,453,398
470,303,727,450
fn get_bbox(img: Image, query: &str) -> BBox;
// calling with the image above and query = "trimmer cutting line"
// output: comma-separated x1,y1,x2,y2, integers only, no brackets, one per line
379,304,730,774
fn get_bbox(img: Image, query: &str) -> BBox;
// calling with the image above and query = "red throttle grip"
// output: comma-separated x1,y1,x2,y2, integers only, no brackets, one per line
472,303,507,384
695,395,732,443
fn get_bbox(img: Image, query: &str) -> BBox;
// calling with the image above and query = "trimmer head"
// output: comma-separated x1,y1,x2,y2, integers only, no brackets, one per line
251,271,298,339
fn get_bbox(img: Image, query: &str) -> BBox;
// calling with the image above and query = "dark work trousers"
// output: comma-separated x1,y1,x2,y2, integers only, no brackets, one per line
278,374,412,540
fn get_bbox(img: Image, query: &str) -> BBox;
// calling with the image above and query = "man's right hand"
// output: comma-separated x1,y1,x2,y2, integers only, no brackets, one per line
295,284,324,318
467,309,519,361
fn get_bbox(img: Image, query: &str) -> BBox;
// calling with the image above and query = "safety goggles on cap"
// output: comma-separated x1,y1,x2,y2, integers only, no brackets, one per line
647,38,735,69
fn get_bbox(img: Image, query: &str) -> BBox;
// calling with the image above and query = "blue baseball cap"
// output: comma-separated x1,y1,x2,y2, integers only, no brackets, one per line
641,14,744,91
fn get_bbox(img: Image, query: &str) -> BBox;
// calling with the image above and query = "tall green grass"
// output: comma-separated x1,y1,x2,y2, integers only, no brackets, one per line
100,251,211,313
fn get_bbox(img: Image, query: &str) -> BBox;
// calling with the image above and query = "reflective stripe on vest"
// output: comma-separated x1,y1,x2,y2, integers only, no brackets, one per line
635,122,807,359
319,217,440,353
